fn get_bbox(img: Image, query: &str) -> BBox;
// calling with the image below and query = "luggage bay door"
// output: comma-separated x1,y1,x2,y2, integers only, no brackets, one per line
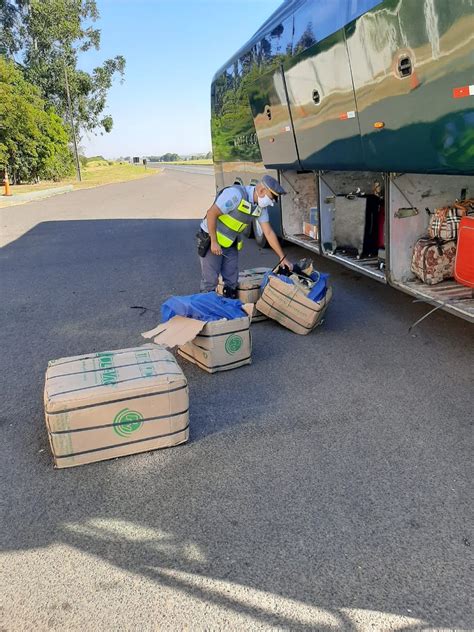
248,66,301,170
284,30,364,170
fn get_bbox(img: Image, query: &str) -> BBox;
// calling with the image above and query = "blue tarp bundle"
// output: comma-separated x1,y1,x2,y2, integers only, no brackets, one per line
161,292,248,323
262,270,329,303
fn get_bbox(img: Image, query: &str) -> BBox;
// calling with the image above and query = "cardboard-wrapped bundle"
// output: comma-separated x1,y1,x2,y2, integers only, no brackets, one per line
217,268,270,322
44,344,189,468
256,273,332,335
178,314,251,373
143,294,253,374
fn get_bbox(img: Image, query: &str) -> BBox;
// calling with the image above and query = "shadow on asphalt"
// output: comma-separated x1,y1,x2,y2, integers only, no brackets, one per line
1,219,473,630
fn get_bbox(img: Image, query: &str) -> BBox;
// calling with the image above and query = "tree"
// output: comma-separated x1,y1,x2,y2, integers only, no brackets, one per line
0,0,125,137
0,56,74,182
0,0,20,55
159,153,180,162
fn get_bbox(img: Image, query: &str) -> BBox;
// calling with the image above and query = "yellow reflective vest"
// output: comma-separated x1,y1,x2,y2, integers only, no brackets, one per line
215,185,262,251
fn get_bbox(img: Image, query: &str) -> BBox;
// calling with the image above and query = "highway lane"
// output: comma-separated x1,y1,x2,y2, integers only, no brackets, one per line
148,162,215,176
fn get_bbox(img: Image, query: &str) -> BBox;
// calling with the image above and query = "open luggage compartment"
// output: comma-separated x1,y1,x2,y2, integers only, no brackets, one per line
388,173,474,323
319,171,386,282
280,170,386,282
280,171,321,255
279,170,474,321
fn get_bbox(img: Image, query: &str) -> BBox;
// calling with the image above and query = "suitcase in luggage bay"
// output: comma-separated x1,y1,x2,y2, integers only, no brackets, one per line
334,194,380,257
411,238,456,285
454,216,474,288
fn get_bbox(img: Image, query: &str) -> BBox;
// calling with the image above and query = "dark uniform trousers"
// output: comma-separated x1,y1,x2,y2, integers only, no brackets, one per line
200,242,239,292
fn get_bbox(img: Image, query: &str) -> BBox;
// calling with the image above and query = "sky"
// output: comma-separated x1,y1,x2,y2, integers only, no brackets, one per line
80,0,282,159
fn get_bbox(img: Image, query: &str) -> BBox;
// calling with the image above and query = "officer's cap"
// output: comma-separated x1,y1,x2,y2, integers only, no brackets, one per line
261,174,286,196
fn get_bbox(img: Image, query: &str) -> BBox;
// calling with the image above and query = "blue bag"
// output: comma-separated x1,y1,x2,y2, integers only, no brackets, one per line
261,270,329,303
161,292,247,323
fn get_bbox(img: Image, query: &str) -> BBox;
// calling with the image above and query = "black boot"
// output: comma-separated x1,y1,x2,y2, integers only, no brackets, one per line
222,285,238,299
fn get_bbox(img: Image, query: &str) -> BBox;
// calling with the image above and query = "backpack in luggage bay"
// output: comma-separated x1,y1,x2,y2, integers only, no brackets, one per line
333,194,380,257
411,238,457,285
454,216,474,288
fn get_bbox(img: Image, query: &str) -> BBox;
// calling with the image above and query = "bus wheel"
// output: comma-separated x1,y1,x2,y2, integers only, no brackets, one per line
253,217,268,248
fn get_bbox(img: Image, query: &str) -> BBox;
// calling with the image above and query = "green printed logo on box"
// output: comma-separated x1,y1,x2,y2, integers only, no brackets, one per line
97,352,118,385
225,334,243,355
98,352,114,368
135,351,156,378
113,408,144,438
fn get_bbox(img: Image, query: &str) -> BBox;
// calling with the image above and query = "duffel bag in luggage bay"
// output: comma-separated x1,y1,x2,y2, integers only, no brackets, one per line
428,199,474,241
454,216,474,288
411,238,456,285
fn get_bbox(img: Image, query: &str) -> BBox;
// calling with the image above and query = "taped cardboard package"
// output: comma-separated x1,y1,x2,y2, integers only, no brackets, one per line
217,267,270,322
143,306,252,374
44,344,189,468
303,222,318,240
178,316,251,372
256,275,332,335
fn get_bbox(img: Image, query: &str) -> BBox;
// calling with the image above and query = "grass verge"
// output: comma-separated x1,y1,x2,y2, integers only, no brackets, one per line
3,162,157,198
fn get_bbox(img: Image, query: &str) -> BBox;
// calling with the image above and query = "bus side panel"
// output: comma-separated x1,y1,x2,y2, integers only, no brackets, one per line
211,63,262,167
248,66,301,170
345,0,474,175
284,29,365,171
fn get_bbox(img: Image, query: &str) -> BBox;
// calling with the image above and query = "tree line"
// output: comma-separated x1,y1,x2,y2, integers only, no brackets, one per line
145,152,212,162
0,0,125,183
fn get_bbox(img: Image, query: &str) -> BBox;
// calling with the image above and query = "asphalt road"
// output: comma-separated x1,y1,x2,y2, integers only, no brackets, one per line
148,163,215,176
1,169,473,631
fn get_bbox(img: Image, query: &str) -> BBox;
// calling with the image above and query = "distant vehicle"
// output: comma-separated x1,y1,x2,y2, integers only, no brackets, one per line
211,0,474,322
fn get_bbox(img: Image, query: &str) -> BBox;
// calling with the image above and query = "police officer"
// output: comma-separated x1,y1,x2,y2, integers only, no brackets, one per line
198,174,292,294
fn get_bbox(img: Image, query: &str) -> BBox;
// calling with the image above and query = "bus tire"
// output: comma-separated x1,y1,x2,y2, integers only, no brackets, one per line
253,217,268,248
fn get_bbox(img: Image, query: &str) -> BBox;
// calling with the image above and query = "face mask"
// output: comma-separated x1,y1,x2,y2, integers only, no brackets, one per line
257,194,274,208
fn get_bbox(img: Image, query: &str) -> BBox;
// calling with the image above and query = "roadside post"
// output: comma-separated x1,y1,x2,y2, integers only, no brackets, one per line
3,167,12,196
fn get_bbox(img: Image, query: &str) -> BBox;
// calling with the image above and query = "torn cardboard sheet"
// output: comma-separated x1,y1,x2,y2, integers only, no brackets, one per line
142,316,206,347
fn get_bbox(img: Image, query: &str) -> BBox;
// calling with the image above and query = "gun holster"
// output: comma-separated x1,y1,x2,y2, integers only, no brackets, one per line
196,229,211,257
